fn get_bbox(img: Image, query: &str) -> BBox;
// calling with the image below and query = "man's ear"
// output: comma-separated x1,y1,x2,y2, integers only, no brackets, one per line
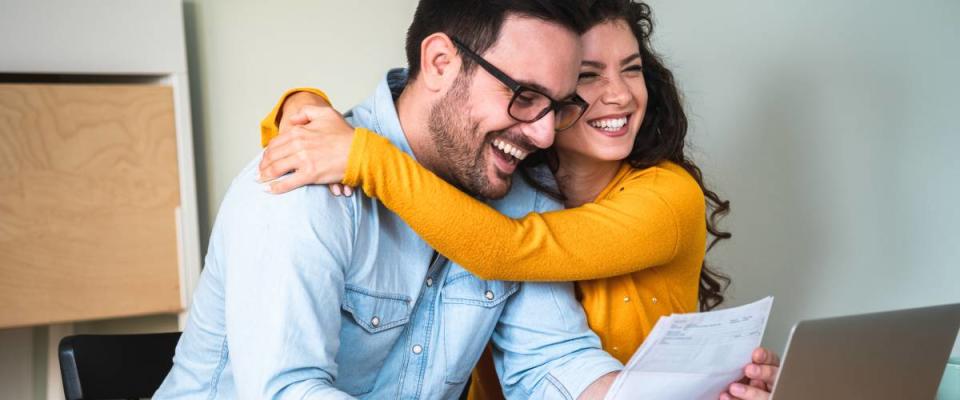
419,33,462,93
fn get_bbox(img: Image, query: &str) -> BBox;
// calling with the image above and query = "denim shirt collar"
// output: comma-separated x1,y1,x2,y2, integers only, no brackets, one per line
352,68,416,159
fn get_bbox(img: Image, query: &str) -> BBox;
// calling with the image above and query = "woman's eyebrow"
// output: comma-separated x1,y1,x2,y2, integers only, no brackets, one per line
581,54,642,69
581,60,605,69
621,53,642,66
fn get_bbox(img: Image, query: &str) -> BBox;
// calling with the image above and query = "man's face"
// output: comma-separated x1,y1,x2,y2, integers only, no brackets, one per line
428,16,582,199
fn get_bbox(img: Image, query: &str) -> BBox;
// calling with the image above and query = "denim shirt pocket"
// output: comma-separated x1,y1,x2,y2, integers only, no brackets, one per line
337,285,411,395
440,271,519,384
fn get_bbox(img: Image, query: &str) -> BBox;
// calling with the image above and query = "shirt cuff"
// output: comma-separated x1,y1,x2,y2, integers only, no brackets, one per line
546,352,623,399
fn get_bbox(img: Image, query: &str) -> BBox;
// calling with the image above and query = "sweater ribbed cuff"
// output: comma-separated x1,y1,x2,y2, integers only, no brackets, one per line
343,127,374,187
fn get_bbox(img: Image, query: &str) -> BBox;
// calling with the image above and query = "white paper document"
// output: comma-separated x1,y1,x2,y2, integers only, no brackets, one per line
604,297,774,400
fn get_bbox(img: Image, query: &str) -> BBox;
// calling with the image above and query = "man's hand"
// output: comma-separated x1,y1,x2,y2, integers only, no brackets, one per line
258,92,356,195
719,347,781,400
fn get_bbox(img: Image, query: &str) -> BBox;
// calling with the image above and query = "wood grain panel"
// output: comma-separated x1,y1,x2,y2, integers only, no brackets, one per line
0,84,182,328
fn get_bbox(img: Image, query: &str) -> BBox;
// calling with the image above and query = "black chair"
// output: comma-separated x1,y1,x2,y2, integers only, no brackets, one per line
58,332,181,400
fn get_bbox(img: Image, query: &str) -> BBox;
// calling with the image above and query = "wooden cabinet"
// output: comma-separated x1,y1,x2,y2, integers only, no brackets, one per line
0,84,184,328
0,1,201,397
0,0,202,331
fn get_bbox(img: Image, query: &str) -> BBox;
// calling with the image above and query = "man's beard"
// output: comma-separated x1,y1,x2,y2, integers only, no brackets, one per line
427,74,510,200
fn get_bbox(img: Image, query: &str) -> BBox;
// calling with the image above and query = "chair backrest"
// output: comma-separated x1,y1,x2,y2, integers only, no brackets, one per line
58,332,181,400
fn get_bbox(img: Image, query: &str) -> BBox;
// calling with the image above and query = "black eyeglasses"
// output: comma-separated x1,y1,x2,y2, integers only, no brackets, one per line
451,37,589,131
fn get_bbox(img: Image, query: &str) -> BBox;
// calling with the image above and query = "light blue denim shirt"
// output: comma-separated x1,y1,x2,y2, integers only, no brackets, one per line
155,69,622,400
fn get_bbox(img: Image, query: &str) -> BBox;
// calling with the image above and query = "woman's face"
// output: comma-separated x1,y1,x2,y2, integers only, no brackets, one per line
555,19,648,163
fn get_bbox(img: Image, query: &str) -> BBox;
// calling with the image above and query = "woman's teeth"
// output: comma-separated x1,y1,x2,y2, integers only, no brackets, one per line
589,116,628,131
493,139,528,161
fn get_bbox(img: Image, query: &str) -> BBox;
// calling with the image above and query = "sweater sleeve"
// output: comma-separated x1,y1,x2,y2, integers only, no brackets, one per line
260,87,331,148
345,127,706,282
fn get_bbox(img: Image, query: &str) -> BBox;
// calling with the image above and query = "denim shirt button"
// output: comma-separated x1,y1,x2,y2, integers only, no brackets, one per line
484,290,495,301
426,277,433,287
371,316,381,327
412,344,423,354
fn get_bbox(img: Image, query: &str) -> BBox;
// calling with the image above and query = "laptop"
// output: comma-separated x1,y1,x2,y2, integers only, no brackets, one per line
770,303,960,399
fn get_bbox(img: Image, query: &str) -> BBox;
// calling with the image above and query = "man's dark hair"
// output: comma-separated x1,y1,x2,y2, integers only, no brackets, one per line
405,0,590,80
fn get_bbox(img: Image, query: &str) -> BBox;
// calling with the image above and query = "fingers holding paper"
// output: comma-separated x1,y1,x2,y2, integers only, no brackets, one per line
719,347,781,400
720,382,770,400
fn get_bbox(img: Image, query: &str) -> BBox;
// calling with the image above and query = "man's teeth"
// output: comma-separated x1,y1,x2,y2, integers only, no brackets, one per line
493,139,528,161
589,117,628,131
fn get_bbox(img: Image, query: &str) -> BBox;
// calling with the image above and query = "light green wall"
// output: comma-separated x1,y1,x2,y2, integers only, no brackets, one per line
186,0,958,357
644,0,960,356
183,0,420,248
0,3,420,400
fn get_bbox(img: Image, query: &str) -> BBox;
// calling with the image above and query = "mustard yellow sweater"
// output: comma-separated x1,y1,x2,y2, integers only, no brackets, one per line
262,88,707,397
343,128,706,357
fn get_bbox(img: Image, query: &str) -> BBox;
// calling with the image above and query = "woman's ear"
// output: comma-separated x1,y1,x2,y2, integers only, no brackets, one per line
418,33,462,93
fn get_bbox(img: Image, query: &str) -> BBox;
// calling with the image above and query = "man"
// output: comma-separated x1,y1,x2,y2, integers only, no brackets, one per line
156,0,778,399
156,1,622,399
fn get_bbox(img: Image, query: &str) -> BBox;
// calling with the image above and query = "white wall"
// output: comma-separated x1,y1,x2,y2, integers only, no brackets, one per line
0,328,37,399
644,0,960,356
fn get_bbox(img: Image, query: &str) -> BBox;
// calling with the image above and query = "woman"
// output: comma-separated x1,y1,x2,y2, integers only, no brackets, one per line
258,1,775,399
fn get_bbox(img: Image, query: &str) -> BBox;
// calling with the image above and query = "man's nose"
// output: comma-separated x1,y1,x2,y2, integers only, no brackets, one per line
522,111,556,150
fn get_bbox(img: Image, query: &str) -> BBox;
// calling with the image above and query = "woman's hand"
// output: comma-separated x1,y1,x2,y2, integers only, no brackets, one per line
258,98,356,195
719,347,781,400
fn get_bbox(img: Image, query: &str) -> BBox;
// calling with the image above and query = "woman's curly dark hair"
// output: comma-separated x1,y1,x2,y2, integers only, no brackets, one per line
522,0,732,311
